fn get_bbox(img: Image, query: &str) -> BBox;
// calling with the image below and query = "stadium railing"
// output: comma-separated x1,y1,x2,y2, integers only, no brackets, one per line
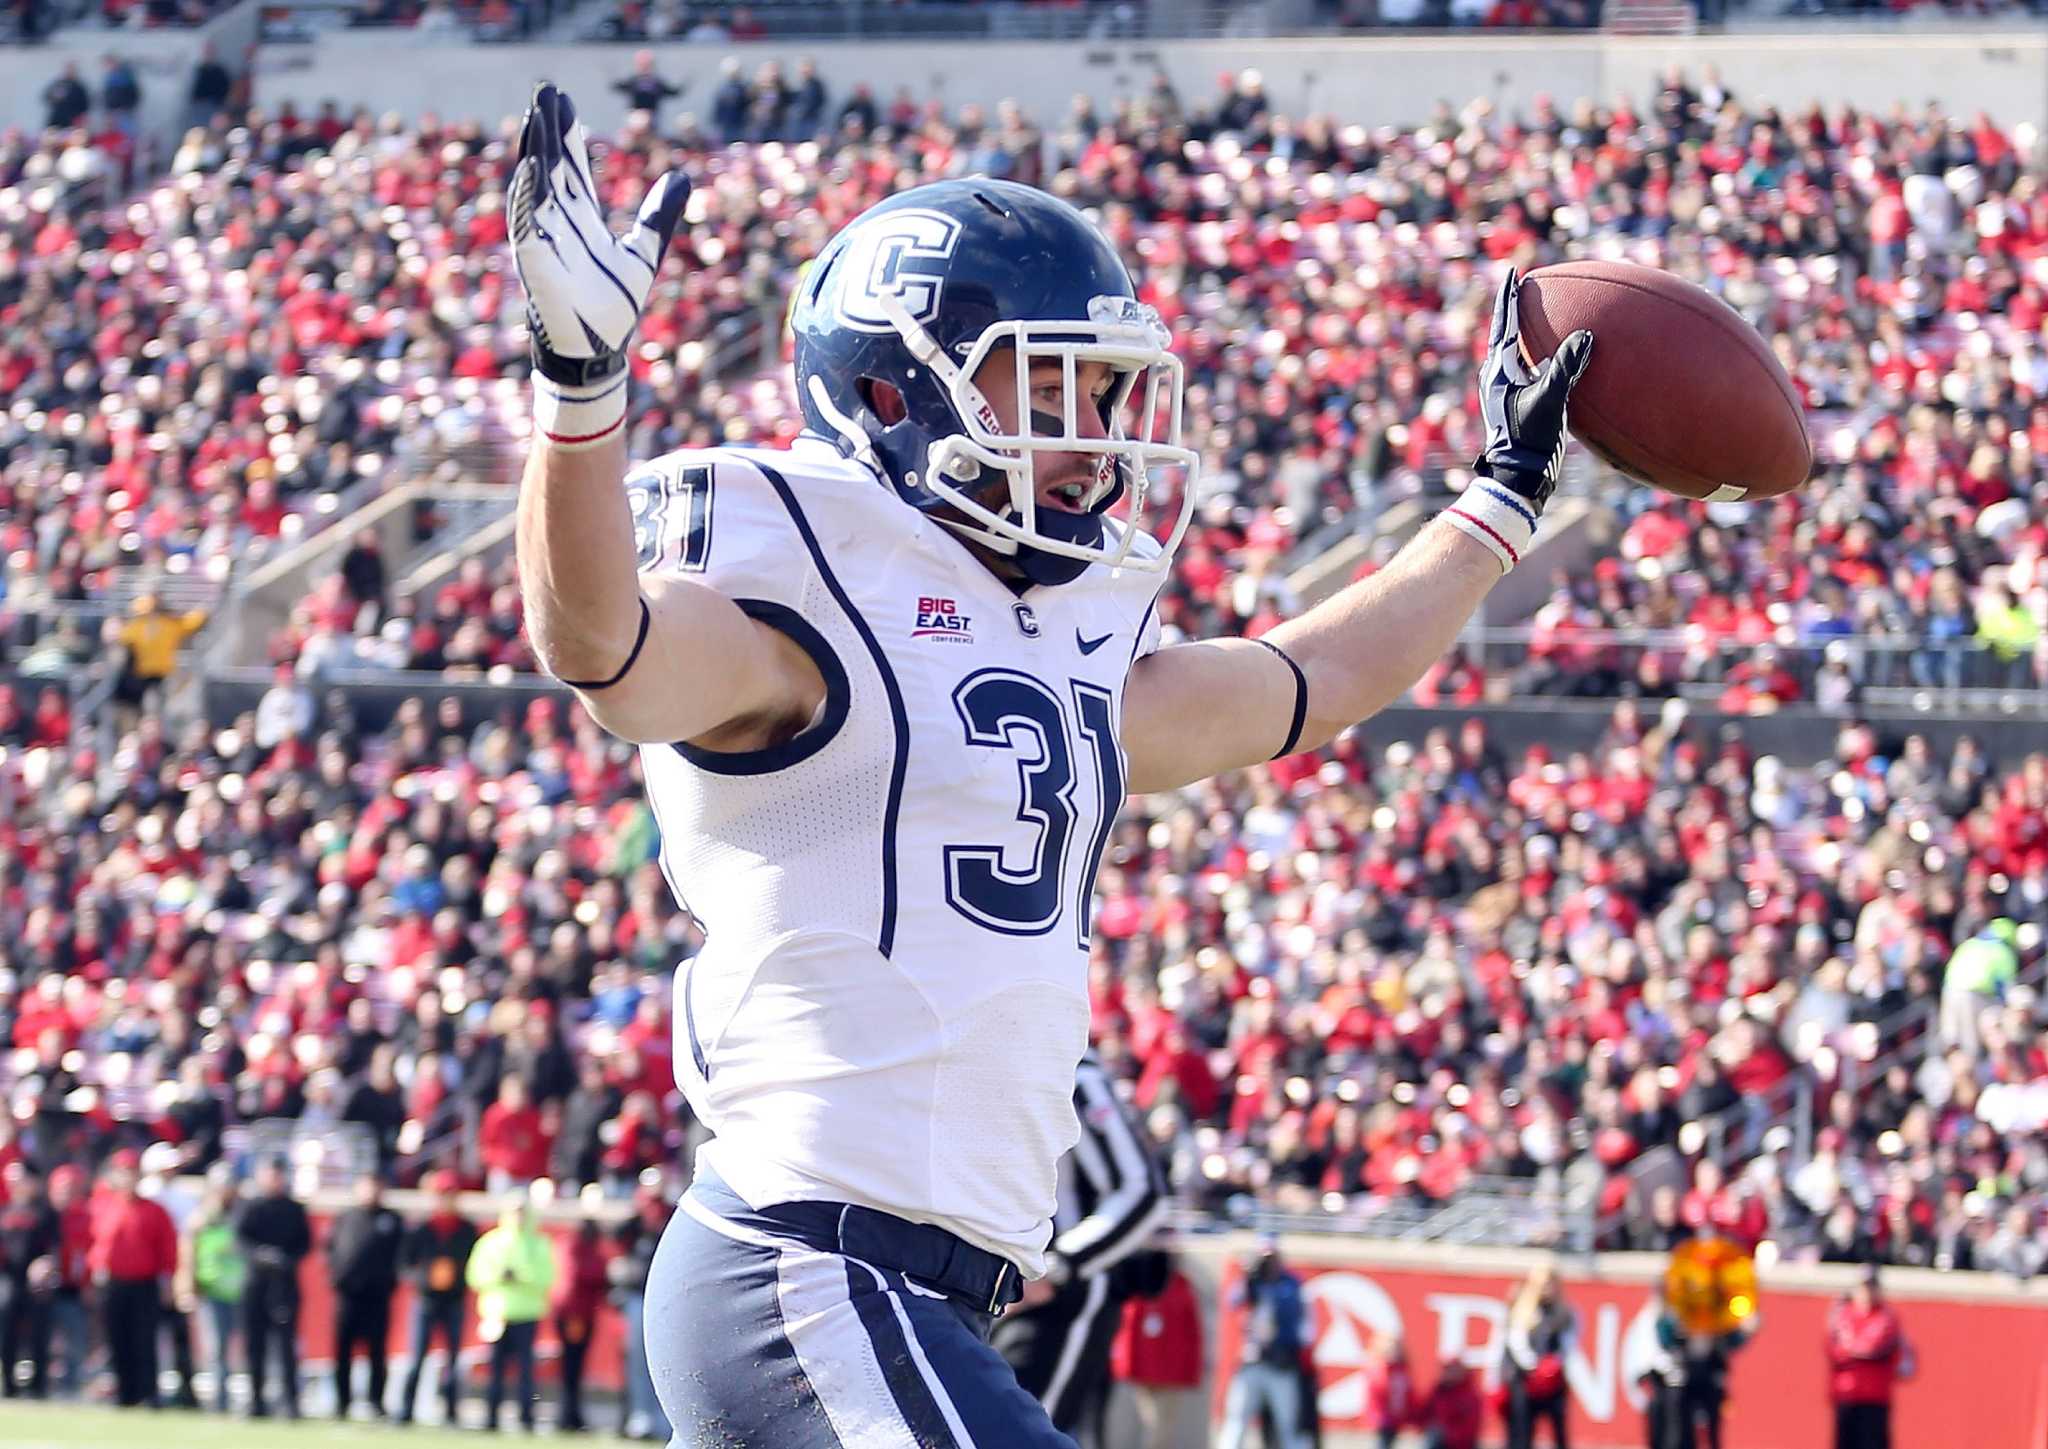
202,474,520,673
1594,1073,1816,1246
2,586,213,732
1458,626,2048,712
212,617,2048,716
1701,1072,1813,1179
1179,1172,1600,1253
1834,954,2048,1103
190,675,2048,768
230,1117,380,1190
65,643,126,778
252,0,1289,42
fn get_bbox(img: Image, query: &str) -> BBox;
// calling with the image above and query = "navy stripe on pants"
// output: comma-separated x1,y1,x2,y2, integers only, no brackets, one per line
843,1258,960,1447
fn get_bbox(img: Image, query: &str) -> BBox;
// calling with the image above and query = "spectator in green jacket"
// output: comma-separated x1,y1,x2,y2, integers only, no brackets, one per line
178,1175,246,1413
1975,580,2041,686
1941,918,2020,1055
467,1190,558,1432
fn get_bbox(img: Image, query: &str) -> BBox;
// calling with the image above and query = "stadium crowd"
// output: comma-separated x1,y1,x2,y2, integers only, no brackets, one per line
146,62,2047,710
1088,702,2048,1275
1,658,2044,1283
7,0,234,37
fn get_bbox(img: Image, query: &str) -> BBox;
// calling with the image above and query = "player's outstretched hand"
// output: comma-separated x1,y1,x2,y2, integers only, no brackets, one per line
1473,269,1593,512
510,82,689,413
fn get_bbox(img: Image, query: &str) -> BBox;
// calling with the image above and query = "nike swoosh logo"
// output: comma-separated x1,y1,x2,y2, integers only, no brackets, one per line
1077,631,1113,655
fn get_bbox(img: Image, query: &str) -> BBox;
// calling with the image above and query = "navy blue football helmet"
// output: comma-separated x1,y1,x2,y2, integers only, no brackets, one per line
792,179,1197,586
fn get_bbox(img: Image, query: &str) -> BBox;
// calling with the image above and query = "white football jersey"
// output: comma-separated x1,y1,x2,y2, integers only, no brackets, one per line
630,437,1165,1275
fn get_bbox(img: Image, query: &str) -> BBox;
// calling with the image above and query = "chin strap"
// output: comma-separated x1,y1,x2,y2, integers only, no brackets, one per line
1011,520,1099,586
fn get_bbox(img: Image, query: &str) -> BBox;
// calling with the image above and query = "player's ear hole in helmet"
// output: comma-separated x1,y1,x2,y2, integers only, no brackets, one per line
792,179,1200,587
861,379,911,427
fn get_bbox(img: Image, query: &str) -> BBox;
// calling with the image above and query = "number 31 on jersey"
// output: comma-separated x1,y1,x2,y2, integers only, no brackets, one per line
944,668,1122,949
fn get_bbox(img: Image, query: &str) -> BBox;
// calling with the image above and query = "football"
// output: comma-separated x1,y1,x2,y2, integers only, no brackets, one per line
1516,260,1813,502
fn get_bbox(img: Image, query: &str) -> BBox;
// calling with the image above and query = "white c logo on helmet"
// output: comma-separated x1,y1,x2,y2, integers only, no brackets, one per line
835,209,962,333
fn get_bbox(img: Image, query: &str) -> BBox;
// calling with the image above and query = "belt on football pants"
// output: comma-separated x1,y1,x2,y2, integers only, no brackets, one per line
690,1164,1025,1316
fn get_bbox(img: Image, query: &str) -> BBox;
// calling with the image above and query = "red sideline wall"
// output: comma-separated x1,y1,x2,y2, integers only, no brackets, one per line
292,1200,2048,1446
1192,1242,2048,1449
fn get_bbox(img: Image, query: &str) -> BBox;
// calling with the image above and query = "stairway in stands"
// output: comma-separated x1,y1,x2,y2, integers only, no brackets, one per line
1604,0,1698,32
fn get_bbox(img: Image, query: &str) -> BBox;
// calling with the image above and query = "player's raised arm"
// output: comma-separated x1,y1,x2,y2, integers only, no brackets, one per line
510,83,818,747
1122,273,1592,794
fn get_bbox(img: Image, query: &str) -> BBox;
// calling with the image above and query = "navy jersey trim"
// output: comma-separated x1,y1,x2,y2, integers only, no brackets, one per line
672,599,851,776
680,960,710,1080
750,461,910,959
640,778,711,1078
1127,597,1158,666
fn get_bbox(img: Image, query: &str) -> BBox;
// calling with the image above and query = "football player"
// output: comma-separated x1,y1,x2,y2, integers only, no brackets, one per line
508,82,1590,1446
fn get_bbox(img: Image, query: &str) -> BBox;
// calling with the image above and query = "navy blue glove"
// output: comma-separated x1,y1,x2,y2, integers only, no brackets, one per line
1473,270,1594,512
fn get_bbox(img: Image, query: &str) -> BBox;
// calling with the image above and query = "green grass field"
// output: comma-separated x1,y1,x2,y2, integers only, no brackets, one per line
1,1401,641,1449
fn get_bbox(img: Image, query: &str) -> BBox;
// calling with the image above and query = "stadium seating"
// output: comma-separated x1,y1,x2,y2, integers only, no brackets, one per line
3,65,2047,1289
214,69,2048,707
2,660,2044,1272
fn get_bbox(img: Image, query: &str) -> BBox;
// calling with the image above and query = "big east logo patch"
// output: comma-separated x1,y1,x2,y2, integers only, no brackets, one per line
912,595,973,643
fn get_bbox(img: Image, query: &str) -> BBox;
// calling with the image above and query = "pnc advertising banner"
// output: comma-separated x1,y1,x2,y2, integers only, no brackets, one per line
1213,1258,2048,1449
288,1203,2048,1449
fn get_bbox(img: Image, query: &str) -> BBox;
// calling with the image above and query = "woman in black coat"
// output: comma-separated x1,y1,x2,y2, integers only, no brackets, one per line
1503,1265,1578,1449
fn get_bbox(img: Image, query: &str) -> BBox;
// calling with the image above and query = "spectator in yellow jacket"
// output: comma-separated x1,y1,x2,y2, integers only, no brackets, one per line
1975,579,2040,686
108,593,207,713
466,1191,557,1433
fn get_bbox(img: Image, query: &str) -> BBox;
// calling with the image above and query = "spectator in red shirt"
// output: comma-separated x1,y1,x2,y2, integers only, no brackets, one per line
1114,1252,1204,1440
1134,1026,1220,1121
1109,1254,1205,1449
46,1164,94,1397
29,686,70,747
1359,1328,1417,1449
551,1220,611,1433
1417,1359,1486,1449
598,1091,665,1188
1720,1019,1794,1099
480,1075,552,1192
89,1149,178,1407
1828,1267,1906,1449
1681,1160,1771,1253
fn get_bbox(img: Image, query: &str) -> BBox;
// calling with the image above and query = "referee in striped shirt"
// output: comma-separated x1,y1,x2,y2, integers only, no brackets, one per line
994,1050,1170,1443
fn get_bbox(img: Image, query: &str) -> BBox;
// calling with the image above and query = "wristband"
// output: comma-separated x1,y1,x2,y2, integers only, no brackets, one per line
1443,476,1542,574
533,367,629,450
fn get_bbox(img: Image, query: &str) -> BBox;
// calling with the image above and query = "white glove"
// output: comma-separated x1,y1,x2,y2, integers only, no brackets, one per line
509,81,689,449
